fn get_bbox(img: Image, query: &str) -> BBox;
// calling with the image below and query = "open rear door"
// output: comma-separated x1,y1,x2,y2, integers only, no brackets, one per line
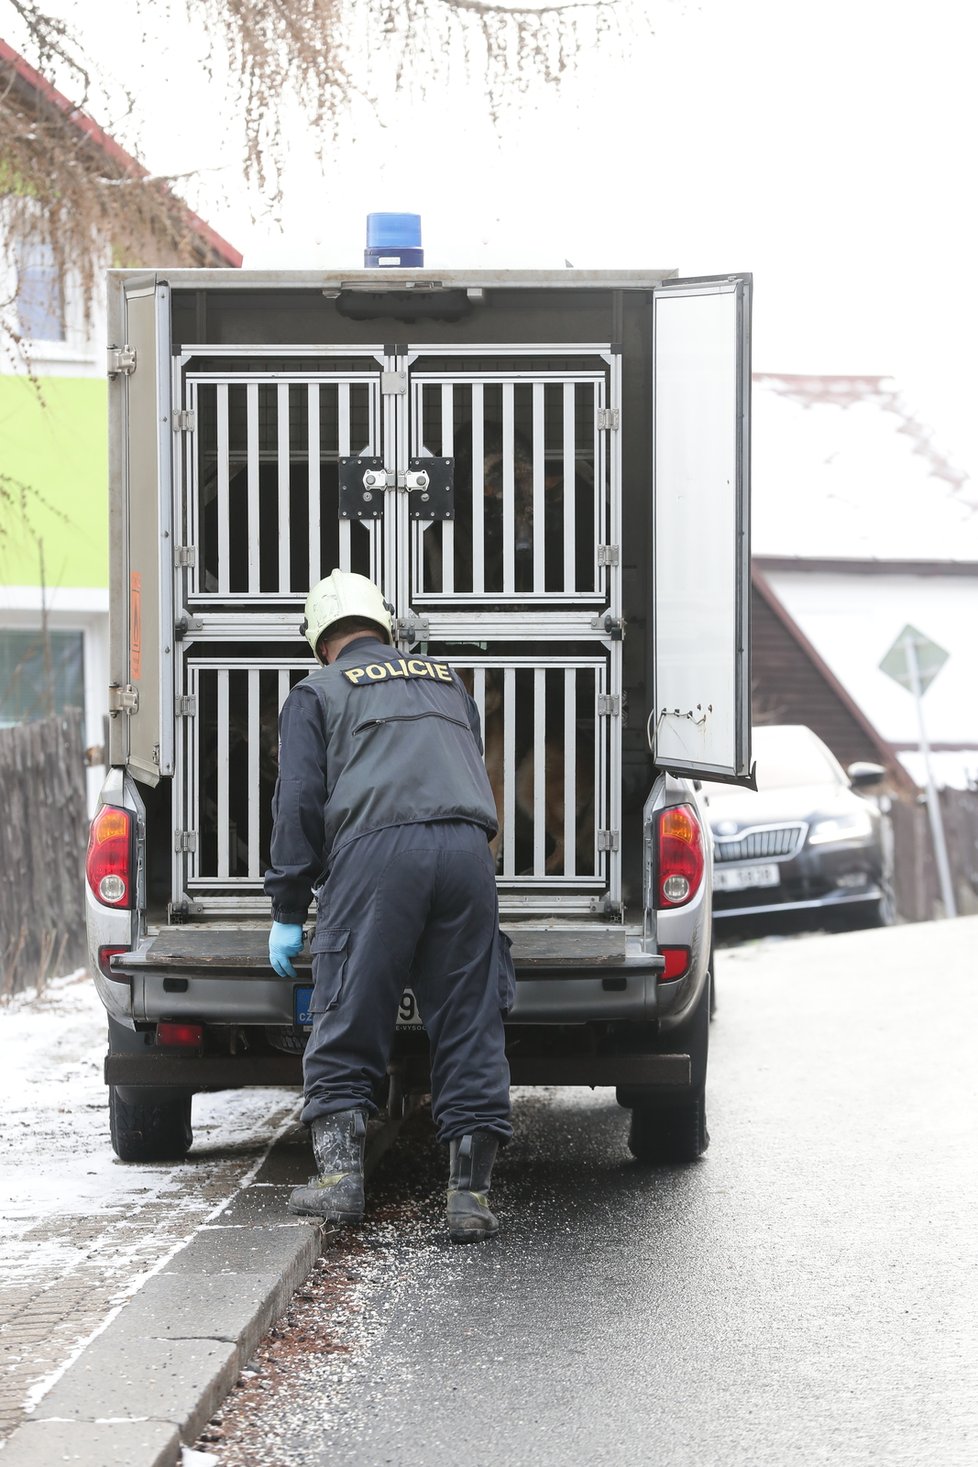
112,277,175,786
650,274,753,785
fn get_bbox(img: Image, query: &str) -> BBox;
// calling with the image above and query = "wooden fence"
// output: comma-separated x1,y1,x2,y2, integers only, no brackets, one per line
890,787,978,923
0,711,89,998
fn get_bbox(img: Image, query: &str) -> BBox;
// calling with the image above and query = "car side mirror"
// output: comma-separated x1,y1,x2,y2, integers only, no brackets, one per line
847,761,886,789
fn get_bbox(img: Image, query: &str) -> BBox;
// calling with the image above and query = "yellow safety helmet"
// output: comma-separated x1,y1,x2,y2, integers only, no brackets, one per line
299,570,395,659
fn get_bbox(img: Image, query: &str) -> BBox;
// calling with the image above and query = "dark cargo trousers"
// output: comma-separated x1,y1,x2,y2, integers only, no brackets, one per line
300,819,512,1143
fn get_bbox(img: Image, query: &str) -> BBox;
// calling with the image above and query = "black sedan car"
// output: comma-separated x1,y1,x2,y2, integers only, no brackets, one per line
704,724,894,929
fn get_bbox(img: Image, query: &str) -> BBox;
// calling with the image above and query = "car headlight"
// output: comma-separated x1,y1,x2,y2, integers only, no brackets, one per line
808,810,874,845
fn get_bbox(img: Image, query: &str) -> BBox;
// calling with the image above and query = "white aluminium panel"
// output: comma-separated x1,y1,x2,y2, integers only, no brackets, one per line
652,277,751,782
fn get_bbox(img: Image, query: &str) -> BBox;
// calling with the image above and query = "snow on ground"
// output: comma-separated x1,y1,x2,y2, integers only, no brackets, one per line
0,971,301,1438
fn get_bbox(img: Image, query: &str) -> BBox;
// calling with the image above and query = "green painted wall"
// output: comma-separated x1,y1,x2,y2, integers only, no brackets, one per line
0,375,108,589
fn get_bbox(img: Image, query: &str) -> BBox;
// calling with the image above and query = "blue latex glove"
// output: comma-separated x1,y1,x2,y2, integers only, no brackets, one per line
269,922,304,978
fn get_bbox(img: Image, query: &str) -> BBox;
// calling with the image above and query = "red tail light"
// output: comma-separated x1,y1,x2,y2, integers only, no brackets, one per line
657,804,705,907
156,1022,204,1050
660,946,691,981
86,805,134,908
97,945,129,980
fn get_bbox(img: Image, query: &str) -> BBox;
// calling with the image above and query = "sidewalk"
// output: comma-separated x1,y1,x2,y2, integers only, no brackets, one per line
0,971,320,1466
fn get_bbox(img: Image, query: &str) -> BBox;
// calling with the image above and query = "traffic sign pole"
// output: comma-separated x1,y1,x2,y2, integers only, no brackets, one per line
902,631,957,920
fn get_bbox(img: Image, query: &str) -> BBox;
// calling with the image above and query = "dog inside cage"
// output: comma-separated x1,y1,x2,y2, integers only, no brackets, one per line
457,661,599,880
415,380,603,599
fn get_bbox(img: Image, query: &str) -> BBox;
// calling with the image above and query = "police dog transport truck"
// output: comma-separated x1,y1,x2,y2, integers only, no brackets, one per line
86,226,753,1165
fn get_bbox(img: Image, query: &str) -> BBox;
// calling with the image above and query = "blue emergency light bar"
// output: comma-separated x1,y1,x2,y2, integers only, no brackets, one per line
364,213,424,268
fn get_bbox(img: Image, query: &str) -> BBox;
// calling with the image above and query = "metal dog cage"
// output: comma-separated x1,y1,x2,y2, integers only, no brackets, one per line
170,344,623,919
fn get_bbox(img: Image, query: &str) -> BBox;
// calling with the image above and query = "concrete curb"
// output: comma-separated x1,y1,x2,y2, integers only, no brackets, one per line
1,1116,399,1467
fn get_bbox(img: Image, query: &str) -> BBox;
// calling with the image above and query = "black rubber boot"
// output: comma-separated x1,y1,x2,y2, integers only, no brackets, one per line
288,1109,367,1223
447,1131,500,1243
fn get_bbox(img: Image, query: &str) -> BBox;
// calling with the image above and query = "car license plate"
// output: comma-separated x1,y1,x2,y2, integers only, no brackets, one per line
293,987,423,1029
714,863,781,892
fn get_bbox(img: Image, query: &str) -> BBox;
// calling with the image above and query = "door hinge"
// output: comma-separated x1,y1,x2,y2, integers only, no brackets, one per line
172,409,197,432
174,545,197,567
108,683,139,715
596,829,620,852
174,830,198,854
175,695,197,717
596,407,620,431
107,345,137,378
597,544,620,566
597,694,621,717
381,370,408,395
175,609,204,641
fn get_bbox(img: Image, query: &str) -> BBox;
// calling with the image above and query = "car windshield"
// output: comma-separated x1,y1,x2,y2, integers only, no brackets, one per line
707,726,843,796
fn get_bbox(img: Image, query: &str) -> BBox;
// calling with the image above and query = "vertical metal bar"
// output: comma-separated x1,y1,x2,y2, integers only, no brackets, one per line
216,669,229,880
473,665,486,738
187,665,198,884
278,669,291,714
503,665,516,876
564,667,576,877
187,381,200,598
502,383,515,595
247,382,260,593
337,382,351,571
564,382,577,592
386,354,405,621
368,378,383,584
533,666,546,875
532,382,545,593
607,354,623,907
216,383,229,594
441,382,455,594
247,669,260,879
412,382,426,595
595,664,607,886
307,382,321,587
172,658,186,899
608,356,623,617
471,383,485,594
395,354,414,631
608,641,623,907
277,383,291,592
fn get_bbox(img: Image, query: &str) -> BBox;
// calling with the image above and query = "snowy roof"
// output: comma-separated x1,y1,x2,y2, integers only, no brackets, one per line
752,375,978,562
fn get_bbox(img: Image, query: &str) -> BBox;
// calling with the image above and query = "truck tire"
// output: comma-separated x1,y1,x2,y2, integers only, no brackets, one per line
109,1086,193,1162
626,972,710,1164
628,1090,708,1163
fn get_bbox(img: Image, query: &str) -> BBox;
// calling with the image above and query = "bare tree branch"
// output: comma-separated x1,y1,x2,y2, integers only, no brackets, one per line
0,0,652,372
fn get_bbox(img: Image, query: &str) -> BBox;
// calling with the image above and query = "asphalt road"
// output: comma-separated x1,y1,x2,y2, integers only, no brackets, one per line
202,918,978,1467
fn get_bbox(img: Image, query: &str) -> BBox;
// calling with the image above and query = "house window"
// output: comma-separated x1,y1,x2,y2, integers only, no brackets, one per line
0,629,84,725
15,239,66,343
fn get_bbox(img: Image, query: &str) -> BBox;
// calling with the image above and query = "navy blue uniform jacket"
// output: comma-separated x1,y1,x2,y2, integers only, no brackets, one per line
264,637,498,924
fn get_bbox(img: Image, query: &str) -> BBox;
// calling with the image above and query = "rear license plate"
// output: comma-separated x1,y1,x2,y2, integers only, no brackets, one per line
396,988,424,1029
294,987,423,1029
714,863,781,892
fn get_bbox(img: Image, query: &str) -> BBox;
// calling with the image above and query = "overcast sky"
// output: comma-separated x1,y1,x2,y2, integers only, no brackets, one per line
10,0,978,487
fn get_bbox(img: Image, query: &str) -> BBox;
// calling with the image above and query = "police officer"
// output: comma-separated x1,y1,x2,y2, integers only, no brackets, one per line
265,569,512,1243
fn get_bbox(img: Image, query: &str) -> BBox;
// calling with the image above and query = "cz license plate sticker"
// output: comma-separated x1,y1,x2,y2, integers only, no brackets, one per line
294,987,423,1029
713,863,781,893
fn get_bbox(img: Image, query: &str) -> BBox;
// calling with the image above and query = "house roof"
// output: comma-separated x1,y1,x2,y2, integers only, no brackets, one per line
751,568,916,793
759,559,978,790
752,373,978,563
0,38,242,269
